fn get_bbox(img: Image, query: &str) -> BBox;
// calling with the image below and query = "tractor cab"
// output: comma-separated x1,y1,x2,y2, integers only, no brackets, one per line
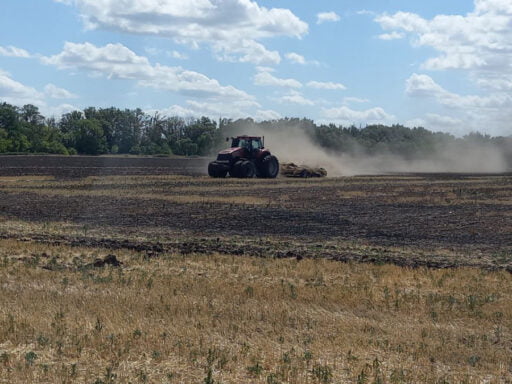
231,136,263,155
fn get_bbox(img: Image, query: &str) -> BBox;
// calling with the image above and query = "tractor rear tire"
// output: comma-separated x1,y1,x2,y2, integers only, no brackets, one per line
260,155,279,178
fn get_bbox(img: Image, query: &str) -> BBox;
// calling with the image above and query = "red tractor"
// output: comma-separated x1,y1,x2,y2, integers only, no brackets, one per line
208,135,279,178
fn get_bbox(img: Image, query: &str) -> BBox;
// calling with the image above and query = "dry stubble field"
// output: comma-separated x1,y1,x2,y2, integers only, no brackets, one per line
0,156,511,383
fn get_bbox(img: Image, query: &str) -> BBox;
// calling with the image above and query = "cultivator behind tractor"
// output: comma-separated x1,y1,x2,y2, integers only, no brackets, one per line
208,136,279,178
280,162,327,178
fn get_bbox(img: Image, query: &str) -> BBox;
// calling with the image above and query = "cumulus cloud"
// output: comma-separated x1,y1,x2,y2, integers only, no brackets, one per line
307,80,346,90
44,83,77,99
343,97,369,104
278,90,315,106
285,52,306,65
213,39,280,65
0,45,31,58
321,105,394,125
0,70,44,105
170,50,188,60
253,68,302,88
0,70,79,117
45,103,81,118
156,104,196,118
55,0,308,65
317,12,340,24
406,114,468,136
377,1,512,136
405,73,512,136
43,42,253,101
154,99,279,121
406,73,512,109
285,52,320,66
378,31,404,40
407,113,462,129
255,109,281,121
375,1,512,86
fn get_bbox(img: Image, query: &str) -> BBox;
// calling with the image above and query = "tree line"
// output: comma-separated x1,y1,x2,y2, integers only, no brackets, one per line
0,102,511,165
0,102,224,156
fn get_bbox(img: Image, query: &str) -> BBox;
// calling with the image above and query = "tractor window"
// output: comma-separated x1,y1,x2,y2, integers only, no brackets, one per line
251,140,262,149
232,138,251,148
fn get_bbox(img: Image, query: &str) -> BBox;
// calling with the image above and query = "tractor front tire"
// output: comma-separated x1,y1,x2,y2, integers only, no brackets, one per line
208,162,227,178
260,155,279,178
241,161,255,178
229,160,244,178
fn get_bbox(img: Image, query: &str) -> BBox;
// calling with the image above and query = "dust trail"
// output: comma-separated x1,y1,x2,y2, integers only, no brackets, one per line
223,124,510,176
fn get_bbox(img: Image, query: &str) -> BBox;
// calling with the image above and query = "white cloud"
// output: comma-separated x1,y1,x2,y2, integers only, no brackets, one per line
321,105,394,125
154,104,196,118
405,73,445,97
405,73,512,109
307,80,346,90
378,31,404,40
253,70,302,88
0,70,44,105
45,103,81,118
285,52,320,66
0,45,31,58
43,42,253,101
278,90,315,106
0,70,79,117
317,12,340,24
343,97,369,104
146,47,190,60
44,83,78,99
254,109,281,121
376,12,428,34
213,39,280,65
357,10,376,17
375,2,512,86
153,98,277,121
285,52,305,65
185,99,260,117
405,73,512,136
406,114,468,136
56,0,308,65
170,50,188,60
407,113,462,128
255,66,275,73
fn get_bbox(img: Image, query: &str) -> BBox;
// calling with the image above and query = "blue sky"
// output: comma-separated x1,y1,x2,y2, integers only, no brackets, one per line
1,0,511,136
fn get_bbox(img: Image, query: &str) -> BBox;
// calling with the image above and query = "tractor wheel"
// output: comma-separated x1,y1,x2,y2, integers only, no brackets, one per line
208,161,220,177
229,160,244,178
241,161,255,178
260,155,279,178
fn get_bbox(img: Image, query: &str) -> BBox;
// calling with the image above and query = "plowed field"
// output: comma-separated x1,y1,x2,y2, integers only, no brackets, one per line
0,155,510,271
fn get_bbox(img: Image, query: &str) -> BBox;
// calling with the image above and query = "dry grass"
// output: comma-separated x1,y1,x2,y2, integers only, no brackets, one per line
0,239,511,384
0,187,271,206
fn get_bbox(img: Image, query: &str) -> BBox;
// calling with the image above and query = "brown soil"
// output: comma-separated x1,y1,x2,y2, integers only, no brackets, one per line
0,156,510,271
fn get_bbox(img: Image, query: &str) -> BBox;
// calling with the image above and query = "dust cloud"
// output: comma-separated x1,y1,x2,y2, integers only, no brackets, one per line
225,125,510,176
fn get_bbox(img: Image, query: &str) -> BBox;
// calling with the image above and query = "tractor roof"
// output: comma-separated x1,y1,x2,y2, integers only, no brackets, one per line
235,135,262,140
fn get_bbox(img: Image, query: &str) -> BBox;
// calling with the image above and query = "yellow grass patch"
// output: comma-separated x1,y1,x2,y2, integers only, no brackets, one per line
0,240,511,383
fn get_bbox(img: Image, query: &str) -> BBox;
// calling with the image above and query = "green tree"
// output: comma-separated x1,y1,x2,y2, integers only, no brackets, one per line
72,119,107,155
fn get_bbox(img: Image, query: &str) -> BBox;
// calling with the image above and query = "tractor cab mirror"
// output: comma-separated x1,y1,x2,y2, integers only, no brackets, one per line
226,137,230,142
